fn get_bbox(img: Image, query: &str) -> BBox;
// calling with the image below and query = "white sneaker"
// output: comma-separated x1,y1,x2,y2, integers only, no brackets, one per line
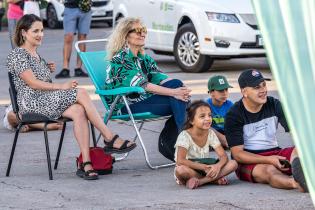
3,104,15,131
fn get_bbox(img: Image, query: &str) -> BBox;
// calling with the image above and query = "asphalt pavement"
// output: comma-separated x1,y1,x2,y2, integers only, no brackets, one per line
0,26,313,210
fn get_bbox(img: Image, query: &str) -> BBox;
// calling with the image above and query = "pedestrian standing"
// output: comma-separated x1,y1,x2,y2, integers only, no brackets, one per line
55,0,91,78
0,0,5,31
6,0,23,48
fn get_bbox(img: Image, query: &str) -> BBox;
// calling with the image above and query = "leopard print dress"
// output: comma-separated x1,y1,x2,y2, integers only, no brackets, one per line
6,48,77,119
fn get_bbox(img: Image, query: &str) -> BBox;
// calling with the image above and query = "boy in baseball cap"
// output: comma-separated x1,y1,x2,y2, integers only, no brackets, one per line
205,75,233,148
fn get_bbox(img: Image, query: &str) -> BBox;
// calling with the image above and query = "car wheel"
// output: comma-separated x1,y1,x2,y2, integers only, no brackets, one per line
174,23,213,73
47,4,61,29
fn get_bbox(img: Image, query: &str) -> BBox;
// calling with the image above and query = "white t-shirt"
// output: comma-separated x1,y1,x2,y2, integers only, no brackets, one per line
174,130,221,162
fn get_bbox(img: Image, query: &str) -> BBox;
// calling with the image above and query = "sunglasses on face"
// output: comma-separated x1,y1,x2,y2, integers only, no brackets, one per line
128,27,147,35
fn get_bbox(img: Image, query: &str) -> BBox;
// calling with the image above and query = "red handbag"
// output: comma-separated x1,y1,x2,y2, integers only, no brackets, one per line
76,147,114,175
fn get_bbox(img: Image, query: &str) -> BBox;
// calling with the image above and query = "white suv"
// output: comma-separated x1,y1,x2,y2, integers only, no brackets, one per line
113,0,265,73
41,0,113,29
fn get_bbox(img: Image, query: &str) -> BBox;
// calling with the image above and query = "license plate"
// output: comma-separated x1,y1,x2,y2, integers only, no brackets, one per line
92,9,106,16
257,35,264,46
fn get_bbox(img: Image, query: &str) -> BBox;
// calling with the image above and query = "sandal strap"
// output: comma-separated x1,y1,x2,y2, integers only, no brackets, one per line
85,169,98,176
104,134,119,147
119,140,131,150
81,161,93,168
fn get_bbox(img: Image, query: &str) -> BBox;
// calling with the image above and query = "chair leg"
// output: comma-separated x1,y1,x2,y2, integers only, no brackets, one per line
122,96,175,169
54,122,67,170
90,123,97,147
114,122,143,161
6,124,21,177
43,123,53,180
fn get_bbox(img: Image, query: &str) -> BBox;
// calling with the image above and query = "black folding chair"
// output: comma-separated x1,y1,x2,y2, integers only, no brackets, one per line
6,72,97,180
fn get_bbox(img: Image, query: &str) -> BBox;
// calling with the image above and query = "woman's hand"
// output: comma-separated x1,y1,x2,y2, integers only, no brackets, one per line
173,87,191,102
61,80,78,90
47,61,56,73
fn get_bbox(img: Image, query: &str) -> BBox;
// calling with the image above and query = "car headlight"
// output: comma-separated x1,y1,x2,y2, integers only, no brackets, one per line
206,12,240,23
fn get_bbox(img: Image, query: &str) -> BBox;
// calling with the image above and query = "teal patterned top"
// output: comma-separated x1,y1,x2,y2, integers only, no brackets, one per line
105,47,169,114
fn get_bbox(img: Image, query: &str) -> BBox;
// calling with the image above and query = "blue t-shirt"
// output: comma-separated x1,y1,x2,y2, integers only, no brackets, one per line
205,98,233,134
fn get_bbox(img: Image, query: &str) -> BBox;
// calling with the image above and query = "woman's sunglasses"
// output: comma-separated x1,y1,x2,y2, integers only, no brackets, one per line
128,27,147,35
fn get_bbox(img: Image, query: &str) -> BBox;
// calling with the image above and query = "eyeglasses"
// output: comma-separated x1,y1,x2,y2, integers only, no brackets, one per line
128,26,147,35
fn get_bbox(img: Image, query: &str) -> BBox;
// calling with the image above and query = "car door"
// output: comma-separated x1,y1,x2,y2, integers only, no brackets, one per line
147,0,178,50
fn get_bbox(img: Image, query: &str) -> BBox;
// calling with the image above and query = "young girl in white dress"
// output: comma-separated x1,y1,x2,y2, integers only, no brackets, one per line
174,100,238,189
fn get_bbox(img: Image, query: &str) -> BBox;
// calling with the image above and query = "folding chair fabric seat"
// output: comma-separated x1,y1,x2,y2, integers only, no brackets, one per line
76,39,174,169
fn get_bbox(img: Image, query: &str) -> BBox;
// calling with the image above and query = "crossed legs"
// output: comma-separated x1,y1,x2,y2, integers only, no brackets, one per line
175,160,238,189
62,88,135,173
252,148,303,191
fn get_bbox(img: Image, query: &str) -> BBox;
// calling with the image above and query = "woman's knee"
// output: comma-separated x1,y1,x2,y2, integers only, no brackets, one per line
68,104,87,119
77,88,90,101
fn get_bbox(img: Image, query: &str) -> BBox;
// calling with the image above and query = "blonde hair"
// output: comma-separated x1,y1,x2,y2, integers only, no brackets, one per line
106,17,143,60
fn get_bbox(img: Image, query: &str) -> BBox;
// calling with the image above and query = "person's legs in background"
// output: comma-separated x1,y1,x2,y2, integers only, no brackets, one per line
73,9,91,77
55,8,77,78
2,104,64,132
8,19,18,48
0,8,4,31
56,8,90,78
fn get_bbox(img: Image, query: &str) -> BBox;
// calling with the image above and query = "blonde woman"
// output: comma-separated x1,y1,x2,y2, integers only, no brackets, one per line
105,17,191,132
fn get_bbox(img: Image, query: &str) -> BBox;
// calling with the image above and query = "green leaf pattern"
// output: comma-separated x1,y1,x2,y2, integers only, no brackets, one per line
105,47,169,115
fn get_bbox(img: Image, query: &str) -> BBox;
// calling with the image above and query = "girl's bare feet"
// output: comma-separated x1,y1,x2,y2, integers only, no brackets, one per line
216,177,229,185
186,177,200,189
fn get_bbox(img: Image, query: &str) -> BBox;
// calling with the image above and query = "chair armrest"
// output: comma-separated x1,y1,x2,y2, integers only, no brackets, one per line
96,87,145,96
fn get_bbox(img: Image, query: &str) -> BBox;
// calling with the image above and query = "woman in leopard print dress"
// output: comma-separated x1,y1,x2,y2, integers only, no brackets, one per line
6,14,136,180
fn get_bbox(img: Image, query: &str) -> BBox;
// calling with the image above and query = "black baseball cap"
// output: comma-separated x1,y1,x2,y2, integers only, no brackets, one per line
238,69,271,88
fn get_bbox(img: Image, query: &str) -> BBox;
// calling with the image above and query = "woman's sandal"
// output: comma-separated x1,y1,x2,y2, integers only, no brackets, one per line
103,134,137,154
76,161,98,180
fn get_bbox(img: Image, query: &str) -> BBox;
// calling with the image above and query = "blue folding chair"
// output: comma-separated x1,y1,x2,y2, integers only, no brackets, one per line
75,39,174,169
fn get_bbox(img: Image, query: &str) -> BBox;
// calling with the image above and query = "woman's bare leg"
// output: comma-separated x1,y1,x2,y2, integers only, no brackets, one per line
62,103,96,174
75,88,135,148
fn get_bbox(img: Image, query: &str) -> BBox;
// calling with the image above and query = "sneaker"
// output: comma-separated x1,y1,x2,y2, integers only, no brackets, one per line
55,68,70,79
74,68,89,77
3,105,15,131
292,158,308,192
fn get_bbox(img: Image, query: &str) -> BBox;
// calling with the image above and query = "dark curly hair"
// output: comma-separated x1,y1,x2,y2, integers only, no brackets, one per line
183,100,211,130
14,14,42,47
